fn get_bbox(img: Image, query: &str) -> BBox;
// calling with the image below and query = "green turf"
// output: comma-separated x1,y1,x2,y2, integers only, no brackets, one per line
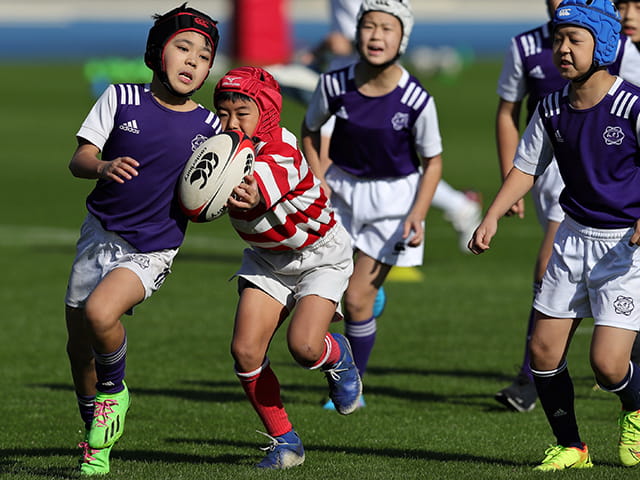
1,61,636,479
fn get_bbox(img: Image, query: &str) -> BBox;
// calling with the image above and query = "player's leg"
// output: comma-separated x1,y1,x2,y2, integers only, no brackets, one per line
231,284,303,469
591,326,640,467
342,253,391,379
289,295,361,415
530,312,591,471
84,268,142,450
431,179,482,253
496,219,561,412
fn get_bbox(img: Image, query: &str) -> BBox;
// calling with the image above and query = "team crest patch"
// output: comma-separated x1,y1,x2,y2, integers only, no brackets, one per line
191,134,209,152
131,254,151,270
391,112,409,131
603,126,624,145
613,295,634,316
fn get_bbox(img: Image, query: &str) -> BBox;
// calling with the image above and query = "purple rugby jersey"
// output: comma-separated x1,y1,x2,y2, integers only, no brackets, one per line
77,83,221,252
314,65,441,179
516,78,640,229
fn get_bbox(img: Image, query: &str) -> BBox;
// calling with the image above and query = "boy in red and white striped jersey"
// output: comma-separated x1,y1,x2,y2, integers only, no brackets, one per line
213,66,361,469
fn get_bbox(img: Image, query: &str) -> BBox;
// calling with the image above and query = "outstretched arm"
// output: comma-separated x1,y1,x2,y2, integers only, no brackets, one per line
469,167,535,254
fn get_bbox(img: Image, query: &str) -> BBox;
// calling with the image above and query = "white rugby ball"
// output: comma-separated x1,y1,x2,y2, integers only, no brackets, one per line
179,130,255,222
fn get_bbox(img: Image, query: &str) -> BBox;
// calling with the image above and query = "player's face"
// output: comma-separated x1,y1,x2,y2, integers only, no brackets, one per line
618,2,640,43
357,11,403,64
215,98,260,137
552,25,595,80
162,31,212,96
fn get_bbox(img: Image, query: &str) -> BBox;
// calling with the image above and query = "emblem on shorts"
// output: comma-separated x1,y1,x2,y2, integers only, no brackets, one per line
613,295,634,316
131,254,150,270
391,112,409,131
603,126,624,145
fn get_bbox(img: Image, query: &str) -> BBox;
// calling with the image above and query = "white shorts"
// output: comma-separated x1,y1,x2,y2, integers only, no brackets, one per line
534,216,640,331
325,165,424,267
65,213,177,309
531,158,565,227
235,224,353,313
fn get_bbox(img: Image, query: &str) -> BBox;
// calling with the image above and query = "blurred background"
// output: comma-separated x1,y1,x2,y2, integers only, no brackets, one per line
0,0,548,64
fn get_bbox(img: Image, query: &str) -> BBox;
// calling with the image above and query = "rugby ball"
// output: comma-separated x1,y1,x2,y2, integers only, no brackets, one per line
179,130,255,222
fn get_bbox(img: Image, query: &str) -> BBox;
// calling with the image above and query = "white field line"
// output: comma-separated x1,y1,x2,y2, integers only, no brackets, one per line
0,224,244,254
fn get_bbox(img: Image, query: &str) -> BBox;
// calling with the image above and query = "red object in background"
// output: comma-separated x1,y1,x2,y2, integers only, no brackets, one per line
232,0,292,65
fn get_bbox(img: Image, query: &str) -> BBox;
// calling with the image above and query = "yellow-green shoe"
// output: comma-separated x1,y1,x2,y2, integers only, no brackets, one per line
533,443,593,471
88,382,130,449
619,409,640,467
79,430,113,476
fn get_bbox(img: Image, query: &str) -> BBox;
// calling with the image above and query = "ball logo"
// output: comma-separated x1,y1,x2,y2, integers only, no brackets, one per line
244,153,254,175
188,152,219,190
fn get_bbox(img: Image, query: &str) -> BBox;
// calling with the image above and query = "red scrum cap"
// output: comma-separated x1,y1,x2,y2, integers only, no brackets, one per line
215,66,282,140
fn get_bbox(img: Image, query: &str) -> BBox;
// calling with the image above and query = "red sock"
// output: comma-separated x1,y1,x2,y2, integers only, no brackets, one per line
236,361,292,437
310,333,341,369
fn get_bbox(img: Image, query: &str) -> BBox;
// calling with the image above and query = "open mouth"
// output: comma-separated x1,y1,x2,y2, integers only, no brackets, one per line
179,71,193,83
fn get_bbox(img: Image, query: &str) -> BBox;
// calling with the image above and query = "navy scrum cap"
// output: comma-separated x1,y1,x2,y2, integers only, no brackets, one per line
554,0,621,66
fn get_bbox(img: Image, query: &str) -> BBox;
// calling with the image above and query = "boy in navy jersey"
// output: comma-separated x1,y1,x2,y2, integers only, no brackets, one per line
472,0,640,470
64,4,220,475
302,0,442,408
495,0,640,413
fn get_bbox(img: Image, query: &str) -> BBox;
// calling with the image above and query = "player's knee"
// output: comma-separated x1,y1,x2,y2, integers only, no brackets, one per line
230,340,263,371
83,299,118,334
343,288,374,318
590,355,628,386
288,341,321,368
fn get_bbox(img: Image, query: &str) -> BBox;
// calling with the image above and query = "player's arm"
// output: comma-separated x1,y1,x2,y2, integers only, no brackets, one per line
403,153,442,247
69,139,139,183
496,98,525,218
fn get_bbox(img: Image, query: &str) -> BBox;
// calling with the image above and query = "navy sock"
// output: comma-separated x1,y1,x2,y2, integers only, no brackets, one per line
532,361,582,448
520,307,536,381
345,316,376,378
599,362,640,412
77,393,95,431
93,335,127,394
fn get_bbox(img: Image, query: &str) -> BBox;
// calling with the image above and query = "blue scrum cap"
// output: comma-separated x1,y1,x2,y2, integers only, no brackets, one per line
554,0,621,66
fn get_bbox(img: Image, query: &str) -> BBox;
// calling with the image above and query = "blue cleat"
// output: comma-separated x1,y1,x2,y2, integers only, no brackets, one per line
323,395,366,411
373,286,386,318
256,429,305,469
322,333,363,415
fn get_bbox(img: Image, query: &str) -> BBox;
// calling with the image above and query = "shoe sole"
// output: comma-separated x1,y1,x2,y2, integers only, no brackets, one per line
494,392,535,413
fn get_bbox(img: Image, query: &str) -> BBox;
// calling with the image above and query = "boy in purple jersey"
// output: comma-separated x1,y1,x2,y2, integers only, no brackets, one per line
495,0,640,413
64,3,220,475
472,0,640,470
302,0,442,408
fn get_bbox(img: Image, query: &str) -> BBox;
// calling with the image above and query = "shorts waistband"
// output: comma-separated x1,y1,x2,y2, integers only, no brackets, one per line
563,216,632,240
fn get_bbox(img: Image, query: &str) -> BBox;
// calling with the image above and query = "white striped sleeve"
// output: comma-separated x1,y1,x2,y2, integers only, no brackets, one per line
513,108,554,176
76,84,118,150
412,96,443,158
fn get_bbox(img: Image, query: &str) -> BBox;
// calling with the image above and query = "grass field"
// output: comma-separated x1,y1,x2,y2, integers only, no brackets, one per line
1,60,637,479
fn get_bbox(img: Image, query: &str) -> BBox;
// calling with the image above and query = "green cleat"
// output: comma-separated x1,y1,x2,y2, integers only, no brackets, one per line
533,443,593,471
88,382,130,449
619,409,640,467
79,430,113,476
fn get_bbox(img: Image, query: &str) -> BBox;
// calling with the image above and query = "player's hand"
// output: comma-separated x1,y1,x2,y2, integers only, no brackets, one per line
228,174,260,211
629,218,640,246
98,156,139,183
504,198,525,219
468,217,498,254
402,214,424,247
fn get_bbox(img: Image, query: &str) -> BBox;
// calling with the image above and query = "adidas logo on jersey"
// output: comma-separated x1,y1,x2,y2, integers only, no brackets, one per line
529,65,546,80
119,120,140,134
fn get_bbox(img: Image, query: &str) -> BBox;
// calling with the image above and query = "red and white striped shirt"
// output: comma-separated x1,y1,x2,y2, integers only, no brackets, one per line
229,127,336,251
